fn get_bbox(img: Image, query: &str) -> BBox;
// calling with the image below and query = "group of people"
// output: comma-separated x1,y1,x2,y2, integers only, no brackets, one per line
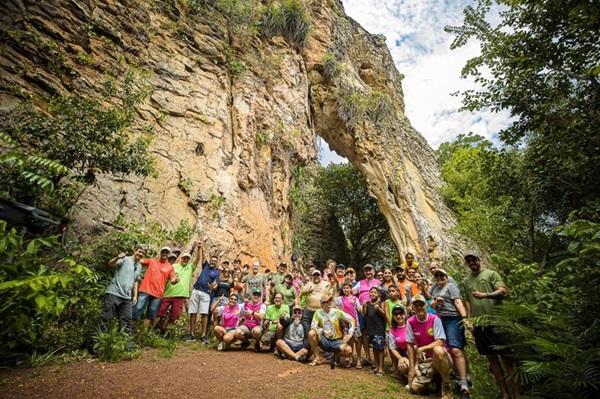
100,239,519,399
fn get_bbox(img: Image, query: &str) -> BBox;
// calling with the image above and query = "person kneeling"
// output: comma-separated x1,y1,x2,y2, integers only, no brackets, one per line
212,293,244,351
308,294,354,367
406,295,453,399
275,306,310,362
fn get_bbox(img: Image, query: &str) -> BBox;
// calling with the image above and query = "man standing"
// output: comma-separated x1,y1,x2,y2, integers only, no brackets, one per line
157,245,199,336
461,251,518,399
100,245,146,334
133,246,178,327
308,294,355,366
395,266,419,303
406,294,453,399
187,241,220,343
242,261,265,301
299,270,331,328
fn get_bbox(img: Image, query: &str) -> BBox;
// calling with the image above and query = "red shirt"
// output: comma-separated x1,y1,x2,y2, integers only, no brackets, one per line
139,258,175,298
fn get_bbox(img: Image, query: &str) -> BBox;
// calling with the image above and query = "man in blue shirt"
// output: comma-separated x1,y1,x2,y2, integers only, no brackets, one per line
187,239,220,343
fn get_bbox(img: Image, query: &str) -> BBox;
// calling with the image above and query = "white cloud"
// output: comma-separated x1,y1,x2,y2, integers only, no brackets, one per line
339,0,511,149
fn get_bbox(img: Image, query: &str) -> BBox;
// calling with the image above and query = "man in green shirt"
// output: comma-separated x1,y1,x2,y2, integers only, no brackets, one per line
461,250,519,399
276,273,297,307
157,245,199,336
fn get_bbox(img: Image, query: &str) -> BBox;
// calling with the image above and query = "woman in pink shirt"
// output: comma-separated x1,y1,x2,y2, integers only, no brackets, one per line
388,305,409,376
212,293,244,350
335,282,363,368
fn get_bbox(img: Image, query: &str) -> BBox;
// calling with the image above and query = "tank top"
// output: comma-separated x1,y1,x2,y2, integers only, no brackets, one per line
243,302,263,329
339,295,359,323
220,304,242,329
407,313,437,358
357,278,381,305
390,324,408,352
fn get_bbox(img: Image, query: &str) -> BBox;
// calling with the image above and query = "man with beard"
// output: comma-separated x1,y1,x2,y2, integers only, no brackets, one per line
299,270,331,328
275,306,310,362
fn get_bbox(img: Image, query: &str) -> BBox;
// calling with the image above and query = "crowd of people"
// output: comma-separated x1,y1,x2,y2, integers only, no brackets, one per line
100,239,519,399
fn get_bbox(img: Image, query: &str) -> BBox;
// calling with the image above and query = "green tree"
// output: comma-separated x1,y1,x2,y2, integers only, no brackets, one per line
446,0,600,221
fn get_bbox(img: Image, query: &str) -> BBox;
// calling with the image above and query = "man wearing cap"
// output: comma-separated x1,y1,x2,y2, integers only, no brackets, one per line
133,246,178,327
299,269,331,328
157,243,200,336
461,251,518,399
352,264,381,366
239,289,266,350
344,267,357,285
406,294,453,399
275,272,297,307
308,293,355,366
242,261,265,301
428,261,456,285
100,245,146,335
275,306,310,362
188,240,220,343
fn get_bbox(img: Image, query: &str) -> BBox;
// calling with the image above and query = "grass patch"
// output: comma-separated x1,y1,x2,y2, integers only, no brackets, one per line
261,0,311,48
296,375,407,399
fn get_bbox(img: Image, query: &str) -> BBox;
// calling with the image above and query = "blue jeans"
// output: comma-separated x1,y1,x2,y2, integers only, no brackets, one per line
318,336,343,353
133,292,161,320
441,316,466,349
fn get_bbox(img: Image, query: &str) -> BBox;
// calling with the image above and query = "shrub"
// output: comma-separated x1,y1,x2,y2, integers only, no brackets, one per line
0,221,100,365
93,322,139,362
261,0,311,48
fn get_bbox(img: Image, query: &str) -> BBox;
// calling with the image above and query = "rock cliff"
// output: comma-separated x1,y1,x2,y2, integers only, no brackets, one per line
0,0,464,265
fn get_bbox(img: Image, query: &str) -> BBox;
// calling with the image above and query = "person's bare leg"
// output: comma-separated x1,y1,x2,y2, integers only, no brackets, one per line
433,346,452,382
308,330,326,363
361,334,371,363
398,356,409,376
355,337,363,367
375,349,385,373
223,331,237,348
214,326,225,341
390,349,400,372
451,348,468,387
276,339,297,359
200,314,208,337
189,313,198,336
501,355,520,399
488,354,511,399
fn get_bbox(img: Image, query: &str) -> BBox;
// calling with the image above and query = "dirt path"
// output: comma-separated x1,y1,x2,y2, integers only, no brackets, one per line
1,347,427,399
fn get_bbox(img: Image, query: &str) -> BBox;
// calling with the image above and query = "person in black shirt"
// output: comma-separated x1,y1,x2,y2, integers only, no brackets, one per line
362,286,386,376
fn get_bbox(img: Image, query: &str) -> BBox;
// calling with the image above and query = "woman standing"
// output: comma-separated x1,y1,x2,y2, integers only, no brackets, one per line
429,268,470,397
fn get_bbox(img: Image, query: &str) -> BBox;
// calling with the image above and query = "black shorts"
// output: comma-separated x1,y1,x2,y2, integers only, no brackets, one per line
473,326,512,356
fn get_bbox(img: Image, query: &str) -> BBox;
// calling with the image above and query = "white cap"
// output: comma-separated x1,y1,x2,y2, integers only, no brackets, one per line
181,253,192,258
160,246,171,253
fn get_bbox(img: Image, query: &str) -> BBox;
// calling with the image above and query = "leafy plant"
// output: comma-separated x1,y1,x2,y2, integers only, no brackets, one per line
178,177,193,196
210,194,225,219
93,322,139,362
228,58,246,77
261,0,311,48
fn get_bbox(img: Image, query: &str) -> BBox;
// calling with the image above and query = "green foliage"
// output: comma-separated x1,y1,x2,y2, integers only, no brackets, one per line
75,51,93,65
210,194,225,219
134,327,177,358
93,322,139,362
228,58,246,77
291,163,398,268
216,0,263,41
446,0,600,220
0,220,100,365
261,0,311,48
178,177,193,196
335,86,393,128
0,70,155,213
77,217,194,270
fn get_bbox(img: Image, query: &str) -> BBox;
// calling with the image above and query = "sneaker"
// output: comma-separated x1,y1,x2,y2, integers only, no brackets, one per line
201,336,209,345
217,342,224,351
240,340,250,350
183,334,196,342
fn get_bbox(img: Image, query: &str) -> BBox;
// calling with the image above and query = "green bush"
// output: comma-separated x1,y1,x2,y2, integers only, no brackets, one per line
0,221,100,365
93,322,139,362
261,0,311,48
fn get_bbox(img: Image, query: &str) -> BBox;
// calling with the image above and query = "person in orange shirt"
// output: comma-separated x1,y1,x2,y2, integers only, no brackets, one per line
335,263,346,286
394,266,419,304
133,246,178,327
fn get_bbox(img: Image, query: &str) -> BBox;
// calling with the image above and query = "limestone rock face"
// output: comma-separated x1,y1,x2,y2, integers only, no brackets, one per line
0,0,464,263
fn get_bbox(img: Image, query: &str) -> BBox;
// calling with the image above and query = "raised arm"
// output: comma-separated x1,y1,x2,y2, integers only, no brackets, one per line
107,253,126,268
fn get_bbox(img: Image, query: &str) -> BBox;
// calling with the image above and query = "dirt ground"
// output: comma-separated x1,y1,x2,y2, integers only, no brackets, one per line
0,346,429,399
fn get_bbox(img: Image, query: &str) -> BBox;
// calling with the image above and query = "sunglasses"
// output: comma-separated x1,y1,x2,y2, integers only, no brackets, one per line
293,310,302,314
393,312,404,316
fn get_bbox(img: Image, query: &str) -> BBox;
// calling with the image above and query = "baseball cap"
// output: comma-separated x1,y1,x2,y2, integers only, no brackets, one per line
253,261,260,267
160,246,171,253
284,273,293,279
312,269,321,276
251,289,262,296
411,294,427,304
181,252,192,259
345,267,356,275
320,293,333,303
171,247,181,254
392,304,405,313
362,264,374,270
336,263,346,270
293,305,302,312
433,268,449,277
464,250,480,259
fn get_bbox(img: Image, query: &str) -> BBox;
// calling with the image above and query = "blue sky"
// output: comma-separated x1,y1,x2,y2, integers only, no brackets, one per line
319,0,511,165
